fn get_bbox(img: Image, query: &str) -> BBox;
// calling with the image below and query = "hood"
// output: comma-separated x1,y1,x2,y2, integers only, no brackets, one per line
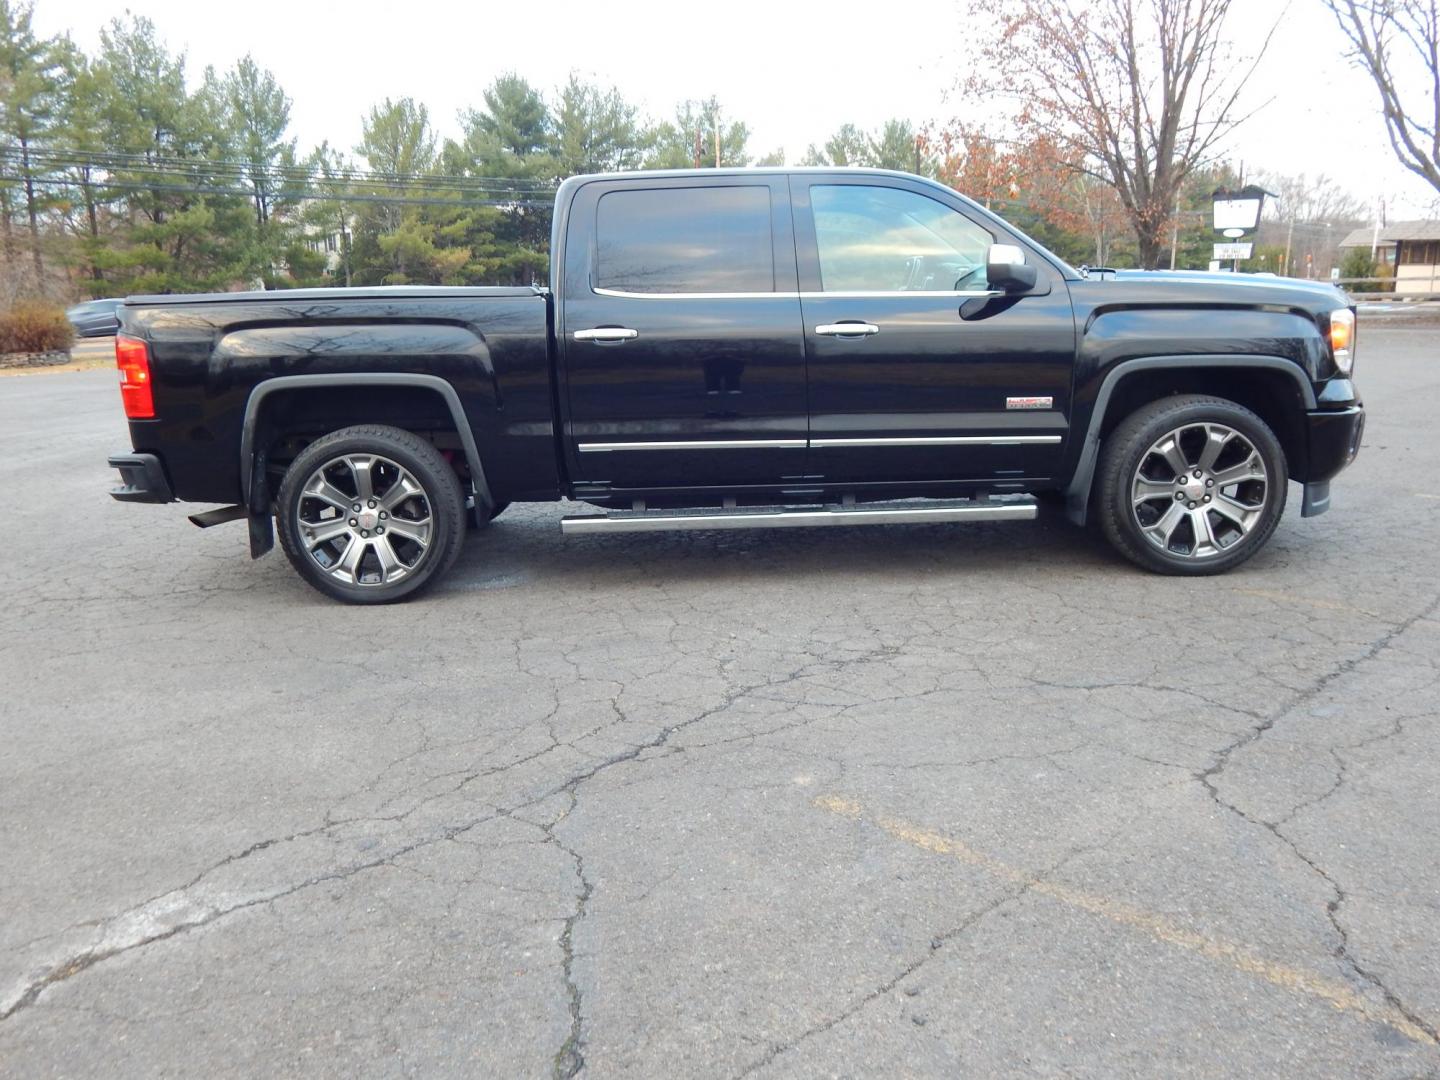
1076,269,1352,315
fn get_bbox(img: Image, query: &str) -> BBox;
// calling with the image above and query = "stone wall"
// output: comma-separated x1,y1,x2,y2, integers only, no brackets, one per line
0,349,71,369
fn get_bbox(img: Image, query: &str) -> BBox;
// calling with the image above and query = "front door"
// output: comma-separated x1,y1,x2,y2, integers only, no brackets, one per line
791,176,1075,488
558,176,807,494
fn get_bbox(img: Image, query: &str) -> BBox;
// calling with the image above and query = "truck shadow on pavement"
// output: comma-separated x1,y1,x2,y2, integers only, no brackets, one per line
433,502,1294,598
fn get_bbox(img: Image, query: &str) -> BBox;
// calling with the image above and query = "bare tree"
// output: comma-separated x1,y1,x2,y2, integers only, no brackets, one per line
961,0,1276,267
1327,0,1440,193
1254,171,1367,226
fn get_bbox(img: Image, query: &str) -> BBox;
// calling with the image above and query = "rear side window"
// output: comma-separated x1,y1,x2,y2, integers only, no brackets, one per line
595,186,774,294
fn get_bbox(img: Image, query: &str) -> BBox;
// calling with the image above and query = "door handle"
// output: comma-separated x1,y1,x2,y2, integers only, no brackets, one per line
814,322,879,338
573,327,639,342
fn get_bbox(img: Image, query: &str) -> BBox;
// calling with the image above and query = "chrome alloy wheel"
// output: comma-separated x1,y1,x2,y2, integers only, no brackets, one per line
295,453,433,586
1130,422,1269,559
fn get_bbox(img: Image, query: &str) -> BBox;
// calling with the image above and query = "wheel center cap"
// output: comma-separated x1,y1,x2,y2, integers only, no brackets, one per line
1183,477,1207,501
357,510,379,531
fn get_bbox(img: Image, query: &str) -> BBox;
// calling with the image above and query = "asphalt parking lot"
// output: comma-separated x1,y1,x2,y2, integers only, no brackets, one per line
2,323,1437,1078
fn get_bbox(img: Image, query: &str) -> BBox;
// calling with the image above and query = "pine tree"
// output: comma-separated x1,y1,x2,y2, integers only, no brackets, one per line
646,98,750,169
553,75,644,176
352,97,437,284
0,0,67,285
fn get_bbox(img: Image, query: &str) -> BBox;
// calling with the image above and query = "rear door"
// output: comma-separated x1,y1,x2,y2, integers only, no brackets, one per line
792,175,1075,488
557,176,807,493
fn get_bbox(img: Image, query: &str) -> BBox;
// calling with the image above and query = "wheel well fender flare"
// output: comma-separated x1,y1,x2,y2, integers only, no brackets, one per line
239,373,494,514
1063,355,1317,525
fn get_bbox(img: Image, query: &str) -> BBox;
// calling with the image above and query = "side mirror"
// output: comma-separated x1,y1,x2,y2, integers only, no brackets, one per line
986,244,1038,292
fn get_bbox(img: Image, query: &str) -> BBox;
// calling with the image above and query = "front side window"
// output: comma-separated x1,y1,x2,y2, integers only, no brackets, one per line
595,186,774,294
810,185,993,292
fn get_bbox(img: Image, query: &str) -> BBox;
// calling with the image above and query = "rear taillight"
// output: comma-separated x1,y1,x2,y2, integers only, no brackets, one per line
115,334,154,419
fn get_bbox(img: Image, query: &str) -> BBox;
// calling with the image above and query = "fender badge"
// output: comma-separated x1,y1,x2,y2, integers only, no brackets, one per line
1006,396,1053,410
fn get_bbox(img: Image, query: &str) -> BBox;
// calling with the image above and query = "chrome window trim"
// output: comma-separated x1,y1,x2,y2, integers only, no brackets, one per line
592,287,793,300
591,286,1003,300
805,290,1002,299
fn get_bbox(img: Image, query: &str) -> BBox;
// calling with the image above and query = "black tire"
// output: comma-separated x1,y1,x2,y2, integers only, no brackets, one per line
1097,395,1287,576
276,425,466,603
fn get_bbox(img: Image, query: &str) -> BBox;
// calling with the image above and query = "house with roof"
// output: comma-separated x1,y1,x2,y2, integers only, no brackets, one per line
1337,221,1440,294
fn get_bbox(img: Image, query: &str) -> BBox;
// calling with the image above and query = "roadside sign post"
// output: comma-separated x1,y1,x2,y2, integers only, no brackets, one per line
1212,185,1274,273
1213,242,1254,261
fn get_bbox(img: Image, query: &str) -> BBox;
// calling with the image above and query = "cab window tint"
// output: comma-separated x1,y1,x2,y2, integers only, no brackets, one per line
595,186,774,294
810,185,992,292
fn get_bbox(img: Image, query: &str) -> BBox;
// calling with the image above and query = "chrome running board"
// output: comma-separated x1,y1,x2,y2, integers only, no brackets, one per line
560,496,1037,535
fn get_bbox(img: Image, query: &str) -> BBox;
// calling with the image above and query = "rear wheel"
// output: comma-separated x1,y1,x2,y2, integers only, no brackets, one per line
276,425,466,603
1097,395,1287,575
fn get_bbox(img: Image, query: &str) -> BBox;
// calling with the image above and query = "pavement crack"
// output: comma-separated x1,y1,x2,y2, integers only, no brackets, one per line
1325,884,1440,1045
0,852,407,1023
734,887,1023,1078
2,656,839,1031
1198,590,1440,810
1193,591,1440,1044
548,798,593,1080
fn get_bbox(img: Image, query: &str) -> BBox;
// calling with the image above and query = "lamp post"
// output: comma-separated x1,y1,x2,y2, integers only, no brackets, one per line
1212,185,1275,273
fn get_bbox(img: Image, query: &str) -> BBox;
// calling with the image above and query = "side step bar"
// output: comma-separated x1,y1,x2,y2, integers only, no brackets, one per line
561,497,1037,535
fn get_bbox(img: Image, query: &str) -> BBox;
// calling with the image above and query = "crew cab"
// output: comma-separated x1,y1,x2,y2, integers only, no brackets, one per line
107,168,1365,603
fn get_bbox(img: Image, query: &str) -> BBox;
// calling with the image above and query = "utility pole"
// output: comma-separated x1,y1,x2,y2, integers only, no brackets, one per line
714,107,721,168
341,220,352,288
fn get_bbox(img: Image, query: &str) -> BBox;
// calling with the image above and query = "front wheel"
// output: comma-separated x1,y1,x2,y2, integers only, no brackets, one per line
275,425,467,603
1097,395,1288,575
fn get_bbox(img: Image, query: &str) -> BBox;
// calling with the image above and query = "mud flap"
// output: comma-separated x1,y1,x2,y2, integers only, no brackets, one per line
1300,481,1331,518
247,448,275,558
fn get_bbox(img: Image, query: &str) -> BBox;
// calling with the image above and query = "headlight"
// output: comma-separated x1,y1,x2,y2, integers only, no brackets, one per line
1329,308,1355,374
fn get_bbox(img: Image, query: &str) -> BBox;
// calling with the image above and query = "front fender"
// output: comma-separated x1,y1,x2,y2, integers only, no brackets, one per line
1061,354,1319,525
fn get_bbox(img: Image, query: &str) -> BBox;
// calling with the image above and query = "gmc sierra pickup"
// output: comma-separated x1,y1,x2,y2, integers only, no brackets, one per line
107,168,1365,603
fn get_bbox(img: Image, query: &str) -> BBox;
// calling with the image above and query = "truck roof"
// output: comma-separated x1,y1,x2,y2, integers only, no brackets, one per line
558,165,945,195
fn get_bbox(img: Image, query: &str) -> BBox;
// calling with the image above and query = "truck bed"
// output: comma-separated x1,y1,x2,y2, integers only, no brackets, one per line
119,286,559,506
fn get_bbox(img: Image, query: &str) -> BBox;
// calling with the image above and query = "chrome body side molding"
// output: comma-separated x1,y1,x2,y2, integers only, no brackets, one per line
578,435,1061,453
577,439,807,453
809,435,1062,448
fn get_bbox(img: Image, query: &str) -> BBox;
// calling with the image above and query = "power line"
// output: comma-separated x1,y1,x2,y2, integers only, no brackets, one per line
0,144,561,197
0,171,556,209
0,144,561,187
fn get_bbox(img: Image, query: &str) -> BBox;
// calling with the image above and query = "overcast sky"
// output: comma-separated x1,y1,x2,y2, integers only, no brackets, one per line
33,0,1437,217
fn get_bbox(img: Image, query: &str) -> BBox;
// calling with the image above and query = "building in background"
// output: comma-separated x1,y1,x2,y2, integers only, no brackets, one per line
1337,222,1440,294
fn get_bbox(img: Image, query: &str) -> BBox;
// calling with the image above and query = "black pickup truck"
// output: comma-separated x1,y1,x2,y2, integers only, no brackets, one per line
108,168,1364,603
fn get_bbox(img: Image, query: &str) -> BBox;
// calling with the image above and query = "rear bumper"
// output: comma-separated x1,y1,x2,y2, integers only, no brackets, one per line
1300,405,1364,517
108,453,174,503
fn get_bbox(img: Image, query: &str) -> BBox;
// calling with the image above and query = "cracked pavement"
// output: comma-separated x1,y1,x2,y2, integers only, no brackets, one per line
2,323,1437,1077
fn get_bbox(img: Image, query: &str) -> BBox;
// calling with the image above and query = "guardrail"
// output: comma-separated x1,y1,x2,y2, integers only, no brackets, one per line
1327,278,1440,301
